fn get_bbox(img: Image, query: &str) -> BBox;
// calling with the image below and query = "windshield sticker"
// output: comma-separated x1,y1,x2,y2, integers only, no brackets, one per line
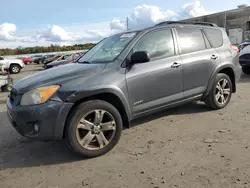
120,33,136,38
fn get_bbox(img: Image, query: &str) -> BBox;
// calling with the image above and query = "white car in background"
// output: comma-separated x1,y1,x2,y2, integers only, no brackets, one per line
0,56,25,74
239,45,250,74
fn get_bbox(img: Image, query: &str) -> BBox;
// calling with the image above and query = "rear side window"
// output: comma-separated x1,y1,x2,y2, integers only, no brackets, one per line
204,28,223,47
176,28,206,54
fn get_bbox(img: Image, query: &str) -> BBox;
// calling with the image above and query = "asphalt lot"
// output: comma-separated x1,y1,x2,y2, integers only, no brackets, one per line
1,64,250,188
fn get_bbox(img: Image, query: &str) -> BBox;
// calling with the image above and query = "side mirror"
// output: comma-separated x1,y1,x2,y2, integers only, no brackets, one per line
130,51,150,64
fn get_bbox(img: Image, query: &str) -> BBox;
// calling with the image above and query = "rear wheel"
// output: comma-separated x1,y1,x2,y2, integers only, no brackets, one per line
204,73,232,110
66,100,122,158
9,64,21,74
242,67,250,75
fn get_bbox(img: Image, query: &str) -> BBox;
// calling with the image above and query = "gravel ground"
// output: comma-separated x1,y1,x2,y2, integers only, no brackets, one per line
0,64,250,188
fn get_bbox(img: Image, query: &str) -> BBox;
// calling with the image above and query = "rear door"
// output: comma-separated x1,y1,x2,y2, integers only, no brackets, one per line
175,27,220,98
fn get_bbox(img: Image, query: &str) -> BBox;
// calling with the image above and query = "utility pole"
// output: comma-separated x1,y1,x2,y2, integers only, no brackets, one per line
126,17,129,30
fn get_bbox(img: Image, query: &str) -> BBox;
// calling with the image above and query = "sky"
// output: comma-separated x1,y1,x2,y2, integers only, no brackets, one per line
0,0,249,48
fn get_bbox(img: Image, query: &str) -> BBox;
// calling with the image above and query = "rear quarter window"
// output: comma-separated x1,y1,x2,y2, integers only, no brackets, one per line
204,28,223,48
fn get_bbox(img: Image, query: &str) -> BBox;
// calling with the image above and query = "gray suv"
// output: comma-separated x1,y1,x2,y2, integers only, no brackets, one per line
7,21,241,158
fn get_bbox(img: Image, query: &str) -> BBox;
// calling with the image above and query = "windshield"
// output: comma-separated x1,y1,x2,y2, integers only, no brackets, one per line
78,32,137,64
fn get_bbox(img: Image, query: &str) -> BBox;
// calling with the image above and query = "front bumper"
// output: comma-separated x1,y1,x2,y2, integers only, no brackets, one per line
7,98,73,141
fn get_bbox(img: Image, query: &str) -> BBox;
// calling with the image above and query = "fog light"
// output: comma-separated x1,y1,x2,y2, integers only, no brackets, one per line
34,124,39,132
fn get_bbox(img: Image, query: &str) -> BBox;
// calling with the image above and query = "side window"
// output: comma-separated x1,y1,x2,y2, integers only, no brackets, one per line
176,28,206,54
0,57,4,60
133,29,175,59
204,28,223,48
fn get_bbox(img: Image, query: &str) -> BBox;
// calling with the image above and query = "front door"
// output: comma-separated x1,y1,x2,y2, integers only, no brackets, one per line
125,29,183,115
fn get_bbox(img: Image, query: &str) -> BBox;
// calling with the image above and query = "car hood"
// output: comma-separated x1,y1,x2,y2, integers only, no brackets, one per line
14,63,106,93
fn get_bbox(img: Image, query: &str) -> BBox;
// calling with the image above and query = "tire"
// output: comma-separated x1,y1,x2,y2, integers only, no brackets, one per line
66,100,123,158
9,64,21,74
1,84,12,92
242,67,250,75
204,73,232,110
38,60,43,64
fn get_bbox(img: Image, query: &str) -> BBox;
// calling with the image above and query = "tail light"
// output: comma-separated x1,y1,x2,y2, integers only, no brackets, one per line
230,45,239,53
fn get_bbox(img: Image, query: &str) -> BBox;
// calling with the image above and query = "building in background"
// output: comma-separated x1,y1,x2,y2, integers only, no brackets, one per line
183,4,250,45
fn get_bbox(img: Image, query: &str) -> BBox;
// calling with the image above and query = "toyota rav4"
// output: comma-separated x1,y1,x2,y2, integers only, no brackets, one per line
7,21,241,158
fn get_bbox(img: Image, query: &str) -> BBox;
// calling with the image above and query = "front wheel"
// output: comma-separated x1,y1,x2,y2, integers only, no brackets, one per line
9,64,21,74
204,73,232,110
242,67,250,75
66,100,123,158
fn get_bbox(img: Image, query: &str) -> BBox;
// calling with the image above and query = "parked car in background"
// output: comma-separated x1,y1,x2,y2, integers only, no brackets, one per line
7,21,241,158
22,57,33,65
239,45,250,74
43,54,61,65
44,53,82,69
31,54,56,64
239,39,250,51
31,55,44,64
43,54,56,62
0,56,25,74
55,54,72,61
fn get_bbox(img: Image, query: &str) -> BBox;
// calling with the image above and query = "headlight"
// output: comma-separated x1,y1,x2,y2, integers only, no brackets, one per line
20,85,60,106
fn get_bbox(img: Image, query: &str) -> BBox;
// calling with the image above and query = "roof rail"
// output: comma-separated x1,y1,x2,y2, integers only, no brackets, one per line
155,21,218,27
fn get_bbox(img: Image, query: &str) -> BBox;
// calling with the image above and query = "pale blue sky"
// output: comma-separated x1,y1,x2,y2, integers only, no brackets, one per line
0,0,249,48
1,0,247,27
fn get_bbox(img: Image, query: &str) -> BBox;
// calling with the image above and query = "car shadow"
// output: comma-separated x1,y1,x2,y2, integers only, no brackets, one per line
131,102,210,127
0,138,84,170
0,102,210,170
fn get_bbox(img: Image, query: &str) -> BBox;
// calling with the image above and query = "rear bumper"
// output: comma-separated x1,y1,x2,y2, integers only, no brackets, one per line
7,98,73,141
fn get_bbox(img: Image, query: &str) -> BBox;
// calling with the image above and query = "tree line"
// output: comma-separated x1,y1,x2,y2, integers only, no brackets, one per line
0,43,95,56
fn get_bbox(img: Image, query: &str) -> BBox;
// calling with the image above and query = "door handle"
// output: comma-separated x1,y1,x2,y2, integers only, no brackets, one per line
211,55,218,60
171,62,181,68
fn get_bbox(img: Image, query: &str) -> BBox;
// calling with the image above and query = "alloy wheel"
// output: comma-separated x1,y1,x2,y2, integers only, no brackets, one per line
215,78,231,105
76,110,116,150
12,66,19,73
